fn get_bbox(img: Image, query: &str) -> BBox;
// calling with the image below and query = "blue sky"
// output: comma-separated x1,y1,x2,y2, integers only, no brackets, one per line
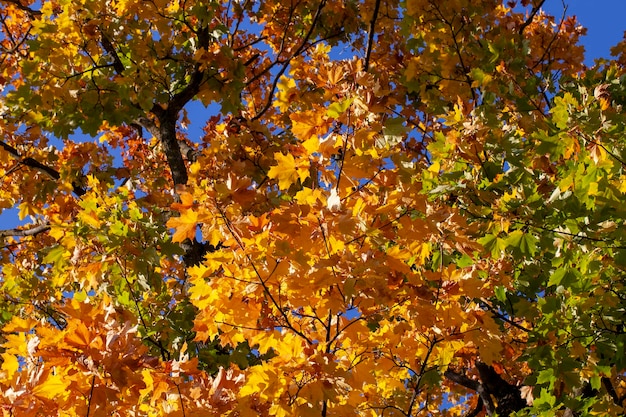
0,1,624,230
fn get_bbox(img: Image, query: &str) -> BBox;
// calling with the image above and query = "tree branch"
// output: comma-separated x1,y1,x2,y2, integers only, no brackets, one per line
0,224,50,239
466,396,484,417
364,0,381,72
479,298,531,332
99,34,125,75
444,368,494,416
0,139,86,196
444,369,480,391
476,362,525,416
251,0,328,121
518,0,547,35
2,0,42,17
602,377,623,407
86,375,96,417
131,24,217,267
446,363,526,417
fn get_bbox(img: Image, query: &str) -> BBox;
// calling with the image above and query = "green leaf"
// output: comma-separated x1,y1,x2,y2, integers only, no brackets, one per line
613,249,626,268
505,230,538,257
377,117,406,148
547,268,566,287
110,221,129,237
536,368,555,386
478,233,506,258
534,387,557,409
326,98,353,118
494,286,507,304
552,96,570,129
590,375,601,390
470,68,493,87
43,245,66,265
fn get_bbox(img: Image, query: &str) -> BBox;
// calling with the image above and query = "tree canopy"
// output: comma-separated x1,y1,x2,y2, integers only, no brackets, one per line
1,0,625,415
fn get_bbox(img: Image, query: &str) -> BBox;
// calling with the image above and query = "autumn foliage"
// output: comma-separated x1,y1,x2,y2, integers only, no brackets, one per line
1,0,626,415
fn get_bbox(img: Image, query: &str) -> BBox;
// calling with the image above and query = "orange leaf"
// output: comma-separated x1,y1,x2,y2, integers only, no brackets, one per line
167,209,200,242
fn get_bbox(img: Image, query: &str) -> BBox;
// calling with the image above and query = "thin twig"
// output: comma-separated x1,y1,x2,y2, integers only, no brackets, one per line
251,0,328,121
479,298,531,332
216,204,313,345
176,383,187,417
407,335,442,416
86,375,96,417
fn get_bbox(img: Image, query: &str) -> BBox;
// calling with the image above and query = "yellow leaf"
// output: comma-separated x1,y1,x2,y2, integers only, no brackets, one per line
1,353,19,379
78,210,102,228
189,275,219,310
140,369,154,400
3,316,38,333
64,321,93,348
275,76,297,112
437,340,465,368
2,333,27,357
302,136,320,154
171,191,195,212
17,201,40,220
32,372,69,400
252,331,281,355
428,160,440,173
267,152,310,190
239,364,274,400
295,188,323,205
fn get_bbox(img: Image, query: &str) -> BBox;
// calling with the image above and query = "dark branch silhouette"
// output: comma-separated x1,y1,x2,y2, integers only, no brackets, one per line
0,139,86,196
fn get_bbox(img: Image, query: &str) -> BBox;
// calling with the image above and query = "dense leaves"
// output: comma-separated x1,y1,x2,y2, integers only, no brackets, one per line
0,0,625,416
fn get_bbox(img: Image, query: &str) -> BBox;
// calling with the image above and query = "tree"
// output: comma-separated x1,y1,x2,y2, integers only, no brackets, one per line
0,0,625,415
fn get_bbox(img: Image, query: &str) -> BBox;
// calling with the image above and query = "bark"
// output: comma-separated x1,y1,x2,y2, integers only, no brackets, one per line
445,362,525,417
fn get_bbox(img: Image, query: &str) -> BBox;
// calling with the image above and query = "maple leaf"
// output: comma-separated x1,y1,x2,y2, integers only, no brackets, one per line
166,209,200,242
0,353,19,379
275,76,297,112
32,371,70,401
1,1,624,416
267,152,310,189
290,109,331,141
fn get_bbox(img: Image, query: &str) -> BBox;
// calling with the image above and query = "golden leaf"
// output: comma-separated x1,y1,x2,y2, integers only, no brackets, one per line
267,152,310,190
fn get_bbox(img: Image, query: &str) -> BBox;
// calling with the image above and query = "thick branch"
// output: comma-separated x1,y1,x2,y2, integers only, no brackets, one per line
167,25,210,115
0,224,50,239
466,396,484,417
0,139,86,196
446,363,526,417
133,23,214,266
99,34,125,75
2,0,42,17
139,26,211,186
602,377,624,407
444,368,495,415
444,369,480,391
476,362,525,416
158,114,189,186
